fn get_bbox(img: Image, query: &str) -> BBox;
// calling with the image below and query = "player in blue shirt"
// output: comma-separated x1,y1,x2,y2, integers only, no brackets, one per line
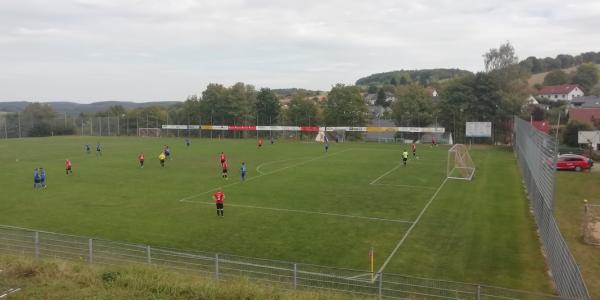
240,162,247,181
33,168,41,189
85,144,91,154
40,168,47,188
96,143,102,156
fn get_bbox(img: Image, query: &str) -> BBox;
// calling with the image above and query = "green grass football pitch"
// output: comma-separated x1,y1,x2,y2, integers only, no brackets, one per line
0,136,551,292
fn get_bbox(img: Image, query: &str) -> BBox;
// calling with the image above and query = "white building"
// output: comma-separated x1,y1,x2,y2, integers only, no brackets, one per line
538,84,584,101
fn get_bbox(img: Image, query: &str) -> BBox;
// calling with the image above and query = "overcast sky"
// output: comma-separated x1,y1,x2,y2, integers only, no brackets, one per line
1,0,599,103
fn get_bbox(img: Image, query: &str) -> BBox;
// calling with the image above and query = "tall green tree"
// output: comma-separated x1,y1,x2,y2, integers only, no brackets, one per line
543,70,569,86
391,84,433,127
285,93,319,126
375,88,387,107
323,84,368,126
484,41,529,115
572,63,599,94
255,88,281,125
562,121,591,147
483,41,519,72
367,85,378,94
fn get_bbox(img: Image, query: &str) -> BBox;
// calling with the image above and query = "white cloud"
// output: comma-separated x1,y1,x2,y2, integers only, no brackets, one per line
0,0,599,102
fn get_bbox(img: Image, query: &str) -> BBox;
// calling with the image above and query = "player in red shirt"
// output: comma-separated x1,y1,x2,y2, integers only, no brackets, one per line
65,159,72,175
138,152,145,168
411,143,417,158
220,152,226,167
258,138,263,148
222,161,228,179
213,189,225,217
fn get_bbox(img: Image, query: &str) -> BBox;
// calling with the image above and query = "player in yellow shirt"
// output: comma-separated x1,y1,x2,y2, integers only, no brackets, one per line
158,152,166,167
402,150,409,166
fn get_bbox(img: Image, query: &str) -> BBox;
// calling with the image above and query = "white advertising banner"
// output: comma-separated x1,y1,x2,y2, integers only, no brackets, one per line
465,122,492,137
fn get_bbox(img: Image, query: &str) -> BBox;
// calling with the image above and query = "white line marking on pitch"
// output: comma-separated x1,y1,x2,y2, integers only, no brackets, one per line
178,149,353,202
369,163,402,185
375,177,449,277
255,158,308,175
180,200,414,223
371,183,438,190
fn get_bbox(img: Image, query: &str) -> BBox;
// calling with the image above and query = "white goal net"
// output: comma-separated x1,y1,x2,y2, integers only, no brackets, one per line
138,128,161,137
447,144,475,180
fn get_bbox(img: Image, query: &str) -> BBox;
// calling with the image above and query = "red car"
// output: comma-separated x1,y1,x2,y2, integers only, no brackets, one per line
556,154,593,172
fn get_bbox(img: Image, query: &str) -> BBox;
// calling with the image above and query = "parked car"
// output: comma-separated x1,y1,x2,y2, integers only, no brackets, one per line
556,154,593,172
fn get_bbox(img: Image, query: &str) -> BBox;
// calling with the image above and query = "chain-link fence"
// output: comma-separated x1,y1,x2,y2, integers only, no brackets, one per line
513,116,590,299
0,225,574,300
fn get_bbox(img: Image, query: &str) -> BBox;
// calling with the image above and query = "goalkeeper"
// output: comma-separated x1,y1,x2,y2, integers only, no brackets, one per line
402,150,409,166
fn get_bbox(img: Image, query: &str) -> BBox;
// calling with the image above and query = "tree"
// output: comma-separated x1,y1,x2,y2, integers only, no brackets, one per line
20,103,68,137
399,76,408,85
572,63,599,94
390,77,398,86
531,106,546,121
367,85,378,94
562,121,591,147
375,88,387,107
285,93,318,126
484,42,529,116
590,83,600,96
324,84,368,126
255,88,281,125
543,70,569,86
392,84,433,127
483,41,519,72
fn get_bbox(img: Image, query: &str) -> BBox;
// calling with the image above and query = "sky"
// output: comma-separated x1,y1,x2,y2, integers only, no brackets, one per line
1,0,599,103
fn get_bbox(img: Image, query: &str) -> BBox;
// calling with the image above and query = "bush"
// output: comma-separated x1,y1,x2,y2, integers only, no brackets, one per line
562,121,592,147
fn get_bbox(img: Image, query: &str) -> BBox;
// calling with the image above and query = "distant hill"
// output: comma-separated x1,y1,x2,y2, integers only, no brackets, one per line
0,101,180,114
519,51,600,75
527,63,600,87
355,68,473,86
271,88,323,97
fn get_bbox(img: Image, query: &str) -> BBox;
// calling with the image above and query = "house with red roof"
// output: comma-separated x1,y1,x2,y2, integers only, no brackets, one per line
538,84,584,101
569,108,600,128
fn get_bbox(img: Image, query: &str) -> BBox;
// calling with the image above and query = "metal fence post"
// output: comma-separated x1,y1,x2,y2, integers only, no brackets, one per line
88,239,93,264
293,263,297,289
477,285,481,300
34,231,39,258
378,272,383,299
215,253,219,280
146,245,151,264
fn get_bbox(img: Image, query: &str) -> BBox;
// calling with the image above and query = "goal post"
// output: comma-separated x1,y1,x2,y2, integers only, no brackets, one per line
138,128,161,137
447,144,475,180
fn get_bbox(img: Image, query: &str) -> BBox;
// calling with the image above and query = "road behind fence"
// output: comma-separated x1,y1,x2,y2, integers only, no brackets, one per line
0,225,573,300
513,117,590,299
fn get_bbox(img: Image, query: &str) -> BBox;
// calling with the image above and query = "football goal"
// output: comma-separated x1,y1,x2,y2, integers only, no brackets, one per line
138,128,161,137
447,144,475,180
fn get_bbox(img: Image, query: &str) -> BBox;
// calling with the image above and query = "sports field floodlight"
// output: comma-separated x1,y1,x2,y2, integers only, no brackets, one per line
447,144,475,181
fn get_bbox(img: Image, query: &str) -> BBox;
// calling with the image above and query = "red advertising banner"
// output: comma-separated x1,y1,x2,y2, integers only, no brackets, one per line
300,126,320,132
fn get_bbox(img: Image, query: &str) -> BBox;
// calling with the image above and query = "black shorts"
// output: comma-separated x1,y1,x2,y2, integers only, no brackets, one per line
140,160,144,165
223,169,228,173
216,203,223,209
403,157,408,162
66,166,72,171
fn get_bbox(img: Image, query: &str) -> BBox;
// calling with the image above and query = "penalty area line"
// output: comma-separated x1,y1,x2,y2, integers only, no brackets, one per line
375,177,449,276
180,200,414,224
178,149,353,202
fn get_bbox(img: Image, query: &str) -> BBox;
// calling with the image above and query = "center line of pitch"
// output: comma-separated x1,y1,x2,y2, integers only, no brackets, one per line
180,200,414,224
